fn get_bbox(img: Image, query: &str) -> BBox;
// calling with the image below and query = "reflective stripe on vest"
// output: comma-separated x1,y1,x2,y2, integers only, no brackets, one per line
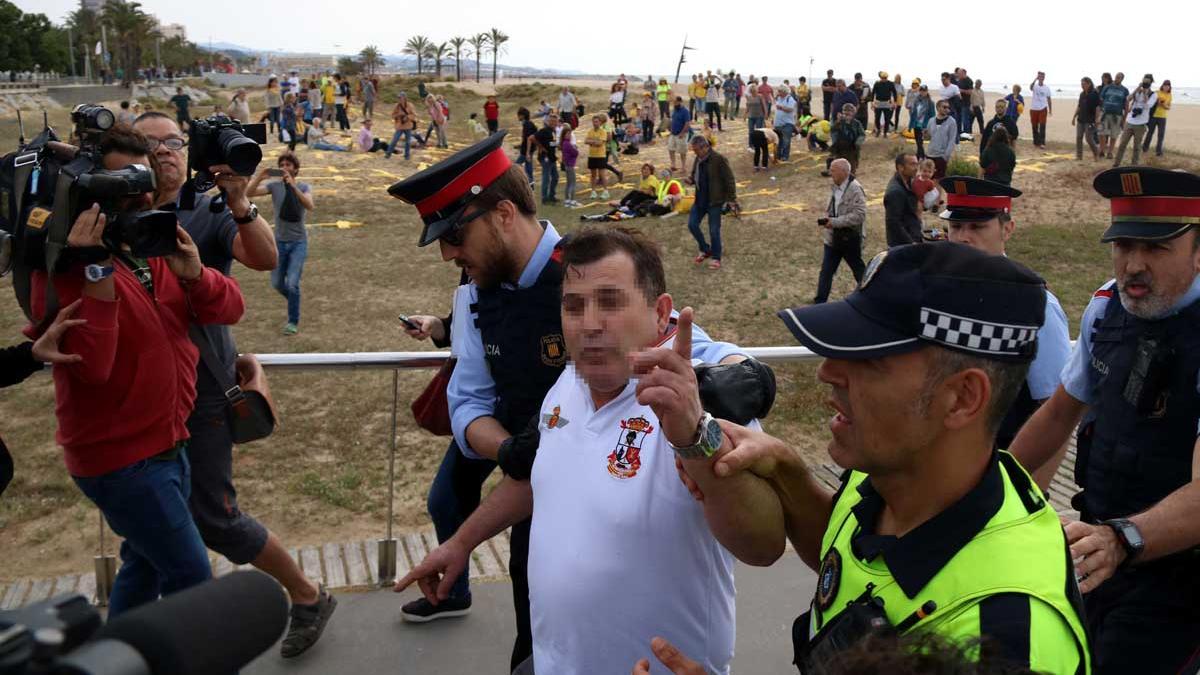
657,179,682,205
810,453,1090,671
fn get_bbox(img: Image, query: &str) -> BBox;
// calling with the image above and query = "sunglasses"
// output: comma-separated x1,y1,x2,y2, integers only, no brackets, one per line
438,207,490,246
146,137,186,151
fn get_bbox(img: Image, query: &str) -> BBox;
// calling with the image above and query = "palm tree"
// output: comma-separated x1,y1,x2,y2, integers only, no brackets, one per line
468,33,489,84
431,42,449,80
66,8,102,79
448,36,467,82
101,0,157,85
403,35,432,75
359,45,384,77
487,28,509,85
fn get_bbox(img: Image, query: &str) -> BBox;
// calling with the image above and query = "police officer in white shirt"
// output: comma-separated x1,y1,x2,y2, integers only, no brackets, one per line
397,227,784,675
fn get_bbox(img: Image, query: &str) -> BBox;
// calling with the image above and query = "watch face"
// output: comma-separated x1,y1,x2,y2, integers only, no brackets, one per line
702,416,723,450
1120,522,1144,549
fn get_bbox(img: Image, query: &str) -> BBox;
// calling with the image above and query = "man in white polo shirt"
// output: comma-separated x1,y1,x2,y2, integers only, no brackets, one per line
397,227,785,674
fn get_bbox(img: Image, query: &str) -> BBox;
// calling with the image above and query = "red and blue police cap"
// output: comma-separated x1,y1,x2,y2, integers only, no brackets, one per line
388,131,512,247
777,243,1046,362
938,176,1021,222
1094,167,1200,242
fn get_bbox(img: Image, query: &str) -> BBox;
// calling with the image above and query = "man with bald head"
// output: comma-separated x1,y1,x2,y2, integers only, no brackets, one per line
812,158,867,304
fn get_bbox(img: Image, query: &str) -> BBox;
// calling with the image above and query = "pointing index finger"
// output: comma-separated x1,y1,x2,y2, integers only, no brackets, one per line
674,307,694,361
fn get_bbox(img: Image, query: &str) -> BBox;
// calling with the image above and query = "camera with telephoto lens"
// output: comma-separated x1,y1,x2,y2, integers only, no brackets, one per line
0,104,177,286
186,115,266,192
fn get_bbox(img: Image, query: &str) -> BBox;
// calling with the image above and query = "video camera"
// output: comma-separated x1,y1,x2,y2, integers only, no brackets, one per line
0,104,177,282
0,571,287,675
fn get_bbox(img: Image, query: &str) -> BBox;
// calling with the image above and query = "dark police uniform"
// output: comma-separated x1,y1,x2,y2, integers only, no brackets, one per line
1058,167,1200,674
938,177,1073,450
776,243,1091,674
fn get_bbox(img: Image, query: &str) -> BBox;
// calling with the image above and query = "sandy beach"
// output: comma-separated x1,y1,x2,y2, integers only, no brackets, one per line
452,77,1200,156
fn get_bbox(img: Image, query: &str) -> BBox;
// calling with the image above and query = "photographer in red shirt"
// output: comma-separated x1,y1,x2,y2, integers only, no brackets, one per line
23,125,245,616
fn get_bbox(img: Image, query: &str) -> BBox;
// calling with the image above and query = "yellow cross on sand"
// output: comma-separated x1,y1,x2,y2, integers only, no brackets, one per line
1014,162,1048,173
307,220,365,229
739,203,808,216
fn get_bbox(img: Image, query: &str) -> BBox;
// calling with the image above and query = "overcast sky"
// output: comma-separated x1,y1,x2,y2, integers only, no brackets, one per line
21,0,1194,88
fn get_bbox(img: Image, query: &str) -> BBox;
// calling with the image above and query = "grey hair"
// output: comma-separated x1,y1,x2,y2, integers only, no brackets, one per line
689,135,710,148
830,158,851,172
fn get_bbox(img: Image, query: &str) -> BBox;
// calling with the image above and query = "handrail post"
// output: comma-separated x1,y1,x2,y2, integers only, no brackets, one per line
377,368,400,586
93,509,116,606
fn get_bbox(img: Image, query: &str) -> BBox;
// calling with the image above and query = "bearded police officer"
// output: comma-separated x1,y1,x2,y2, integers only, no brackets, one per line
1011,167,1200,674
940,178,1072,484
387,133,751,670
641,243,1090,674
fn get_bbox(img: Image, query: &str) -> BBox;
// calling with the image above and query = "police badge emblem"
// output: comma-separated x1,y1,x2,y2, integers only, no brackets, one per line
541,333,567,367
861,250,888,289
816,548,842,612
607,416,653,480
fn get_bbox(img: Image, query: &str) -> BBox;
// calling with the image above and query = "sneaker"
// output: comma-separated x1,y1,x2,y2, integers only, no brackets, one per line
281,585,338,658
589,190,598,199
708,259,722,270
283,323,299,336
693,252,710,265
599,190,610,199
401,594,472,623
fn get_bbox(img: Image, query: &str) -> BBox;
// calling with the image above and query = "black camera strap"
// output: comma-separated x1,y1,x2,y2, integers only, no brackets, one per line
188,324,244,409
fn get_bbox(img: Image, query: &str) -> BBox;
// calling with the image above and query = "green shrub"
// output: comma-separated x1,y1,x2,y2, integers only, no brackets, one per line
946,154,980,178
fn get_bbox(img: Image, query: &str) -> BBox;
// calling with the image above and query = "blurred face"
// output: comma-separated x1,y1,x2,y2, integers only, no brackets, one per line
592,117,602,129
134,116,187,199
103,150,154,212
1112,231,1200,319
561,252,669,397
947,217,1013,256
897,154,918,179
937,101,951,117
817,350,939,473
995,100,1007,116
641,165,652,178
438,207,517,290
1115,73,1125,84
279,158,299,178
691,142,709,159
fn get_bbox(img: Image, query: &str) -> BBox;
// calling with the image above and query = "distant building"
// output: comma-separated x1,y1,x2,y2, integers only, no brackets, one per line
160,23,187,40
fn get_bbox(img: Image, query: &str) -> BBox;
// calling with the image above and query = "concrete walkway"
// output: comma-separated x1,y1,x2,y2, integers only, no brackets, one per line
245,556,817,674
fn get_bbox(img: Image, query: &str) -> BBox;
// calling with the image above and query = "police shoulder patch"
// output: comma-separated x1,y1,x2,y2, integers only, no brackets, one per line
540,333,567,366
816,548,842,612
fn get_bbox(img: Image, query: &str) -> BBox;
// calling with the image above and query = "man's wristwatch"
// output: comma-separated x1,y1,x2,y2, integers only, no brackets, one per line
84,263,114,283
232,202,258,225
1102,518,1145,567
670,412,724,460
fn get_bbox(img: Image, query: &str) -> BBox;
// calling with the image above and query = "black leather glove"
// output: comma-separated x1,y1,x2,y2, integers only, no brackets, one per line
497,417,541,481
694,359,777,424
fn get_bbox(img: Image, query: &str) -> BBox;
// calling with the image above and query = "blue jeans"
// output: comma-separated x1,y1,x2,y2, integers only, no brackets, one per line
72,448,212,617
776,123,795,159
272,239,307,324
747,117,764,146
539,157,559,201
517,153,535,184
427,440,496,600
688,203,723,260
386,129,413,159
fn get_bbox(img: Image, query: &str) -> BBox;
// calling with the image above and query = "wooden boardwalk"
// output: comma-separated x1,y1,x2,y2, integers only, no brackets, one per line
0,448,1080,611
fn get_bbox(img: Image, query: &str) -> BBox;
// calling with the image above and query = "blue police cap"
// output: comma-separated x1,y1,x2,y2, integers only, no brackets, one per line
778,243,1046,362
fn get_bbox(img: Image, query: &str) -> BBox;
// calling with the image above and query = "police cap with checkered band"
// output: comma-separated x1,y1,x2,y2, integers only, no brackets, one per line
1094,167,1200,242
388,131,512,246
777,243,1046,362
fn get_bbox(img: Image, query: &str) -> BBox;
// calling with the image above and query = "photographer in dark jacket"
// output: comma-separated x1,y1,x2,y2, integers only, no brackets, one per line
884,153,922,246
133,112,335,657
1,301,87,497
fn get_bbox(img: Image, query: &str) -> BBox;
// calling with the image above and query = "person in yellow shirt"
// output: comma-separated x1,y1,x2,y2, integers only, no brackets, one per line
1142,80,1172,157
689,75,705,119
585,114,611,199
321,79,336,125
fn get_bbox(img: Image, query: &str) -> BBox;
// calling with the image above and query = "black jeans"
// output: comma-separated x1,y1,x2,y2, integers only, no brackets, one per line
641,118,654,142
751,131,770,168
822,96,833,121
1084,557,1200,675
1142,117,1167,154
874,106,892,134
814,240,865,303
706,102,722,131
914,128,925,159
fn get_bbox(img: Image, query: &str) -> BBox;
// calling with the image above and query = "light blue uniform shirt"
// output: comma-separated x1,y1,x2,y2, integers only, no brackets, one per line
1027,290,1072,400
448,221,747,459
1061,275,1200,407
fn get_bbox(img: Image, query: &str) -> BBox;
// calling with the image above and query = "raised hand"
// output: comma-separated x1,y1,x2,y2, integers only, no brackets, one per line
631,307,703,448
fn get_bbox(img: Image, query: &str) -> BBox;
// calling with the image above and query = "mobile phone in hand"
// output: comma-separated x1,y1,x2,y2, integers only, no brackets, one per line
817,217,829,226
267,168,285,177
398,314,420,331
